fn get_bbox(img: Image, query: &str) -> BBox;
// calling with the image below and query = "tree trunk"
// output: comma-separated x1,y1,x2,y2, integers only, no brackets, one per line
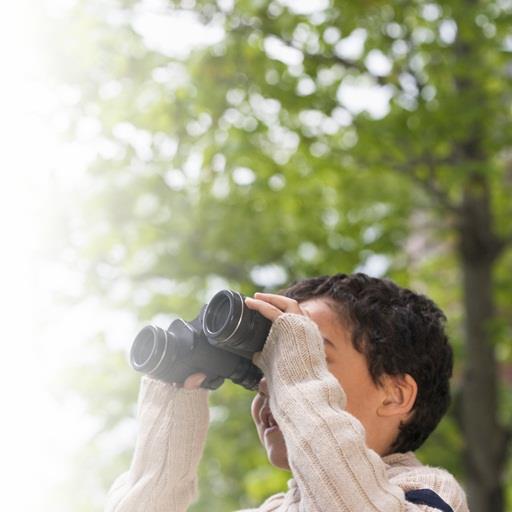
457,181,509,512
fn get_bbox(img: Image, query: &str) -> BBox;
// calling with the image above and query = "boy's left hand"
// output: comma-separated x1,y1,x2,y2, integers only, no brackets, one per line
245,292,306,322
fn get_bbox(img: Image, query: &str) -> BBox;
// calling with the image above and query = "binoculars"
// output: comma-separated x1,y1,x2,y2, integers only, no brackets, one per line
130,290,272,390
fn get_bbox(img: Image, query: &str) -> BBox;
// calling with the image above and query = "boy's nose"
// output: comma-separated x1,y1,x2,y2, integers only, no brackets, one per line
258,377,268,395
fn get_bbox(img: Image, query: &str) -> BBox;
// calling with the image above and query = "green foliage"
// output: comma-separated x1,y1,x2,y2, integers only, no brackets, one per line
45,0,512,509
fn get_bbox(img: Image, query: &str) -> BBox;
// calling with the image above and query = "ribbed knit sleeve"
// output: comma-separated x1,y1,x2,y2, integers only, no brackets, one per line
105,376,209,512
253,313,412,512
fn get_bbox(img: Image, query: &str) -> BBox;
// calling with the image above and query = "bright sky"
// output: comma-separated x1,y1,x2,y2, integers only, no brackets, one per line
0,2,224,510
0,2,88,510
0,1,387,510
0,2,124,510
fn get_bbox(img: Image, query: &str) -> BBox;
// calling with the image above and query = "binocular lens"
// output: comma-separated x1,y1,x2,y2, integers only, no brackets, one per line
206,294,232,333
203,289,271,354
131,325,176,376
131,327,157,368
203,290,242,341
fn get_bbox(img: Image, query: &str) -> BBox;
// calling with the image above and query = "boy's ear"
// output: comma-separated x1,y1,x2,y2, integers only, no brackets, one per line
377,374,417,418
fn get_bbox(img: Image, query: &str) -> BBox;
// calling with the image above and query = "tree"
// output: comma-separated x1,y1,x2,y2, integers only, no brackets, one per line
47,0,512,510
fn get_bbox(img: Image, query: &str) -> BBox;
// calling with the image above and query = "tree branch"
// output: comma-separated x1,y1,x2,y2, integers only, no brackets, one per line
394,155,461,214
268,31,391,86
230,18,393,86
494,233,512,256
354,152,461,214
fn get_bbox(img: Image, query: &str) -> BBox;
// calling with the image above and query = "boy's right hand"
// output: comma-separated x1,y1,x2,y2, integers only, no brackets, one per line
182,373,208,390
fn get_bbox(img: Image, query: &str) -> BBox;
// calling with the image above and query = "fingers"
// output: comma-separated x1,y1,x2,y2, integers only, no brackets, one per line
245,293,304,322
183,373,207,390
245,297,283,321
254,293,302,313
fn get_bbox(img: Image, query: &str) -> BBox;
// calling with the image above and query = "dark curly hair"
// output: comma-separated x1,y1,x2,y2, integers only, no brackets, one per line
280,272,453,453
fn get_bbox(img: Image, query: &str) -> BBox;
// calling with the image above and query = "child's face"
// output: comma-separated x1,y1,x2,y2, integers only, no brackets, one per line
250,297,387,469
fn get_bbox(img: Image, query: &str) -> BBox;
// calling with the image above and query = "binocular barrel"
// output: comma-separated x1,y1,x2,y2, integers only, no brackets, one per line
130,290,271,390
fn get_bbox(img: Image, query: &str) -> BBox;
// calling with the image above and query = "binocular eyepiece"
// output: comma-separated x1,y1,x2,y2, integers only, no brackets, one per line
130,290,272,390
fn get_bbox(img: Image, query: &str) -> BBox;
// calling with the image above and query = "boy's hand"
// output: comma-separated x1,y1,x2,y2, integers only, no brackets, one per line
182,373,208,390
246,293,319,380
245,293,306,321
183,295,294,392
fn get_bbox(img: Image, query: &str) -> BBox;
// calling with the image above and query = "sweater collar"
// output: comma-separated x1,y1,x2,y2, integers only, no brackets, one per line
382,451,421,467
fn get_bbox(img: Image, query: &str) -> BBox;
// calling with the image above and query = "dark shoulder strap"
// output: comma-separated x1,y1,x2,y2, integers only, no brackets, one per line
405,489,454,512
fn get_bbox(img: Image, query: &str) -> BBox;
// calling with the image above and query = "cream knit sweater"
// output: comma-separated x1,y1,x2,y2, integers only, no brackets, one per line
106,313,469,512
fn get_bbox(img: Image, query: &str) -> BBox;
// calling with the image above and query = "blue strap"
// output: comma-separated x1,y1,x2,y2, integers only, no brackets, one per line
405,489,454,512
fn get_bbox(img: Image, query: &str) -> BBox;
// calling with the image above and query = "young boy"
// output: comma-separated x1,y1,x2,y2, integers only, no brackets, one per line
106,273,469,511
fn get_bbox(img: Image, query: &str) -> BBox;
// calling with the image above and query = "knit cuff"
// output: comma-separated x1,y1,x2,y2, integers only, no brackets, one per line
138,376,209,419
130,376,210,482
253,313,331,386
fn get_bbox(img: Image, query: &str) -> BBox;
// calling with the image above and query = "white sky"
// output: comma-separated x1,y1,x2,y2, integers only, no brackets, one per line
0,2,133,510
0,1,387,510
0,3,230,510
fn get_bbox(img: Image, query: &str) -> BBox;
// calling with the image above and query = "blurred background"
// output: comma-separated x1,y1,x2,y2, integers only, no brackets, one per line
2,0,512,511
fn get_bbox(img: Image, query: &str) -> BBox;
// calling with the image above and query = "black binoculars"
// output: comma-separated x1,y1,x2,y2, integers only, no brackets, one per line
130,290,272,390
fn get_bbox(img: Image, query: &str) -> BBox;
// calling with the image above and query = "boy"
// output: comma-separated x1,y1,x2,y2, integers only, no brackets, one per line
106,273,469,511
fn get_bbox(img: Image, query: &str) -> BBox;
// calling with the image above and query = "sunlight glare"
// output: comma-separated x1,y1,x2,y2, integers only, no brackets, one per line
0,2,101,511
